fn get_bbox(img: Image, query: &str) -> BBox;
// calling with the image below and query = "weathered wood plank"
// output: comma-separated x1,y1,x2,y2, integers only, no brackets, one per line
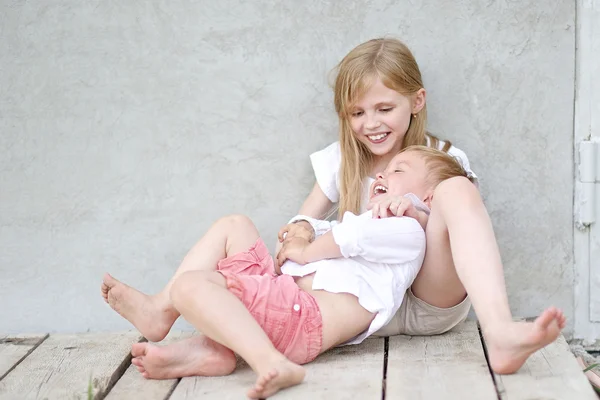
386,321,497,399
0,332,141,400
492,334,597,400
170,338,385,399
105,331,194,400
0,334,48,380
278,337,384,399
169,358,255,400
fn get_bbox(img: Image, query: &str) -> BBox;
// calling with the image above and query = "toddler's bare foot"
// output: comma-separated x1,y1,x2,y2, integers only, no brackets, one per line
485,307,566,374
101,273,178,342
247,357,305,399
131,335,236,379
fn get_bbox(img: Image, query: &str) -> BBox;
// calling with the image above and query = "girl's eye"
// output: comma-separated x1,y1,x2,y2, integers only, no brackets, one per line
380,108,393,113
394,169,403,173
351,111,364,117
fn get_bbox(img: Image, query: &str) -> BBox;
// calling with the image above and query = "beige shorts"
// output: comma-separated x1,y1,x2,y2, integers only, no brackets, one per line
374,288,471,337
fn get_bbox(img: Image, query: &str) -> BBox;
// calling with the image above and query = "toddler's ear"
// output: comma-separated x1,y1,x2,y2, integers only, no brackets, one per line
422,191,434,209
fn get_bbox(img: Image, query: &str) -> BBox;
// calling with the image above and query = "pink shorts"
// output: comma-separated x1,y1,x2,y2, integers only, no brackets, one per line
217,238,323,364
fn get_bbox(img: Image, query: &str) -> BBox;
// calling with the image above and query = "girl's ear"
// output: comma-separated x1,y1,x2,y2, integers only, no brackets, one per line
412,88,426,114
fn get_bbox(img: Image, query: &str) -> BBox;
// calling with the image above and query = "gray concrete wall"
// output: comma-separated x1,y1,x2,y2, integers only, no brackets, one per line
0,1,575,335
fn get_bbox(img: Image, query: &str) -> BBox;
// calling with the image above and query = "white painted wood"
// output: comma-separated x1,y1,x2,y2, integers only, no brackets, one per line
0,332,140,400
493,334,597,399
588,0,600,322
574,227,600,341
170,338,385,399
386,321,497,399
575,0,600,338
105,331,194,400
0,334,47,380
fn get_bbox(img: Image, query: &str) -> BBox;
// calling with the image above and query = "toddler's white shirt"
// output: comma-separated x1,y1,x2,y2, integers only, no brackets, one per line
281,205,426,345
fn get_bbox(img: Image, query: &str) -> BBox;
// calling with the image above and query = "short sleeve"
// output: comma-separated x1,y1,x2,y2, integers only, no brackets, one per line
445,145,478,186
428,137,479,186
309,141,342,203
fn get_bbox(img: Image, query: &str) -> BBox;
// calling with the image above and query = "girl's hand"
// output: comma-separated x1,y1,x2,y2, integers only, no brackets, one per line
367,194,429,230
276,236,310,268
277,221,315,243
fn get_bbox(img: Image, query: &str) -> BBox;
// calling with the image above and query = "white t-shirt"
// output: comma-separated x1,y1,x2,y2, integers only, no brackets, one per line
310,139,477,213
281,204,426,345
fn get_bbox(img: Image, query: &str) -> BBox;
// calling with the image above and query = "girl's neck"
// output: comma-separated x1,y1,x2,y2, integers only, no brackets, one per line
369,141,404,177
370,154,394,178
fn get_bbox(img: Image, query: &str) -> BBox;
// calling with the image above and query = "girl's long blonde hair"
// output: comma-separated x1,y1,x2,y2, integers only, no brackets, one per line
333,38,450,218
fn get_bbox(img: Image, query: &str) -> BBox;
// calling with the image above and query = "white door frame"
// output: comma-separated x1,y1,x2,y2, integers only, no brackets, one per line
574,0,600,342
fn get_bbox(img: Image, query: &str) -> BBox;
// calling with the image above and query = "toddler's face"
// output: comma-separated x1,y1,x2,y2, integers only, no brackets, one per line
370,151,430,201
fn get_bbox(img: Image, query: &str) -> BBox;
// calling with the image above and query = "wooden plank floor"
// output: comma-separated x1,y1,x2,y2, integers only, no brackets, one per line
0,322,595,399
386,322,497,399
0,334,47,381
491,334,596,400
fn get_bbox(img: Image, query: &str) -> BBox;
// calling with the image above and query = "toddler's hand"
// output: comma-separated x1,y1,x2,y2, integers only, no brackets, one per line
276,236,310,268
367,194,429,230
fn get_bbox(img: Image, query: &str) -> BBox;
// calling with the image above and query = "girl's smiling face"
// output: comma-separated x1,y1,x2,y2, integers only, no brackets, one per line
349,78,425,158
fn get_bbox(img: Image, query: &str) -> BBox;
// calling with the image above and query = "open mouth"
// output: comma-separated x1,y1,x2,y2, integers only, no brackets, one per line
372,184,388,197
366,132,390,143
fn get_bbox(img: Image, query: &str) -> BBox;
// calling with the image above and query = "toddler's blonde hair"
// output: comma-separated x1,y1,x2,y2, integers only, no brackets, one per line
399,145,475,188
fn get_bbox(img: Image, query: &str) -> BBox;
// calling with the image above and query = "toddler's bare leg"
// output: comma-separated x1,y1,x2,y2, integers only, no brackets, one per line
170,270,305,399
130,335,237,379
101,214,261,341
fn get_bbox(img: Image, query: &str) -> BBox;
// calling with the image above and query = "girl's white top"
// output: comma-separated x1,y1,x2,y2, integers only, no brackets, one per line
281,203,426,345
310,139,477,213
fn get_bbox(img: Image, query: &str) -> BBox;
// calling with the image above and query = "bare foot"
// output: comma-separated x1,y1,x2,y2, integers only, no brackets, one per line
247,357,305,399
101,273,178,342
485,307,566,374
130,335,237,379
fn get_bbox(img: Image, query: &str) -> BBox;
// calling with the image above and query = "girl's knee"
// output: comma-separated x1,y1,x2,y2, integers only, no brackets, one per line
427,176,485,232
433,176,481,206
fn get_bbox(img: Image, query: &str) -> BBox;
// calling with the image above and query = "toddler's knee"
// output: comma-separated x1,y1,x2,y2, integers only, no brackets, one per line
170,271,212,308
218,214,255,231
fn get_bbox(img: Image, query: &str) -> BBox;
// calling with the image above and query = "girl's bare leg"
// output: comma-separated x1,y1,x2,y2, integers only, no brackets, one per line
101,214,261,341
412,177,566,374
170,270,305,399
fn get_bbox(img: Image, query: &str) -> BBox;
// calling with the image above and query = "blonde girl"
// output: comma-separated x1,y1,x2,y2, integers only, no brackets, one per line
278,38,565,375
